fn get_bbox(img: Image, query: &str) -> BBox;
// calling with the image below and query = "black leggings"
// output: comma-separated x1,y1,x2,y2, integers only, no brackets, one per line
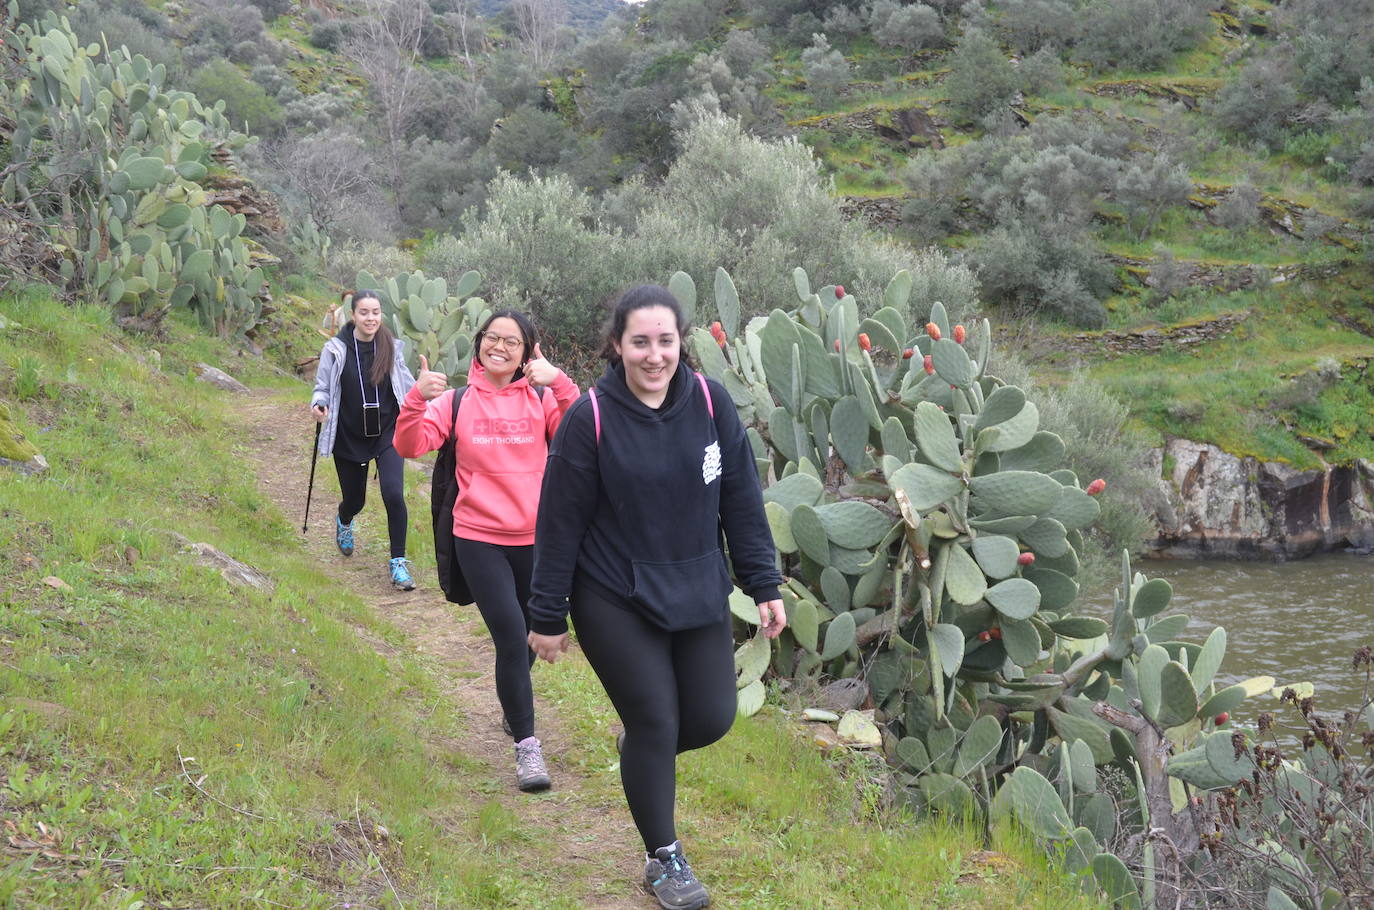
571,579,737,853
334,447,407,559
455,538,536,742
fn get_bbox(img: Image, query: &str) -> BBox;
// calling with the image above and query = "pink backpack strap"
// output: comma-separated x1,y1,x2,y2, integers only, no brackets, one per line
590,386,601,443
695,371,714,418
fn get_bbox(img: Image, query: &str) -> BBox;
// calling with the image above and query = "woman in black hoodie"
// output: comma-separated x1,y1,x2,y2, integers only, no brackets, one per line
527,284,785,910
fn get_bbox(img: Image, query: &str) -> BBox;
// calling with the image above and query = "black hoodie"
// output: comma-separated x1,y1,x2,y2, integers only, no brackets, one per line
528,360,782,635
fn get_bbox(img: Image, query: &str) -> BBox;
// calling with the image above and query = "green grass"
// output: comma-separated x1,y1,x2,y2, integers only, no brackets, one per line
1046,282,1374,466
0,286,1108,907
537,665,1106,910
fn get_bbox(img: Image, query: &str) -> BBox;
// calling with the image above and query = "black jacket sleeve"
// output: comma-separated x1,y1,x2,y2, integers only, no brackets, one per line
708,380,783,604
529,397,600,635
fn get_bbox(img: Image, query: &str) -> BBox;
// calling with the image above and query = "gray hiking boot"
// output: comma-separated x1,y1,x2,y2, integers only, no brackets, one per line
514,736,550,792
643,841,709,910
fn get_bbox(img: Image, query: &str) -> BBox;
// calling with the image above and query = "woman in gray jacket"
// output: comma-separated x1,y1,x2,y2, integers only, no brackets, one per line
310,290,418,588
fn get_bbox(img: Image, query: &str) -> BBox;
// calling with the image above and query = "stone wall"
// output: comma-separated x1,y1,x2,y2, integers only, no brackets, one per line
1147,440,1374,559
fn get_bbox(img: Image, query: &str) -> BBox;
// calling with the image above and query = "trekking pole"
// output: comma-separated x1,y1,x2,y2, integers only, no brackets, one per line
302,421,322,533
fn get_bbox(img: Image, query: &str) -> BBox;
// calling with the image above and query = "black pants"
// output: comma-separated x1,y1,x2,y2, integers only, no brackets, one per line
455,538,536,742
571,579,737,853
334,447,407,559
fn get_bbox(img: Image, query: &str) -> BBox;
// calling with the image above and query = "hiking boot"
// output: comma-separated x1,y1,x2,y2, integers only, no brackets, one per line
643,841,709,910
514,736,551,792
389,556,415,591
334,515,354,556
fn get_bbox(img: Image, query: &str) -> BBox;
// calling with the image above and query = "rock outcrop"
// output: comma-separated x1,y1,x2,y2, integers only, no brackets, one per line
1148,440,1374,559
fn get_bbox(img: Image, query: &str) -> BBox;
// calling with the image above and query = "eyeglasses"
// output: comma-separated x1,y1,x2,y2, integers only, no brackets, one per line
479,331,524,351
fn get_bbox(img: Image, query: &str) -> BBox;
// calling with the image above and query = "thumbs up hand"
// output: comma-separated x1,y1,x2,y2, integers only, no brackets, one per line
415,355,449,400
523,342,560,388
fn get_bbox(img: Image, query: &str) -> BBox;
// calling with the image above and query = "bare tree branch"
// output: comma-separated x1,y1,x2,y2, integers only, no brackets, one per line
347,0,429,214
511,0,568,71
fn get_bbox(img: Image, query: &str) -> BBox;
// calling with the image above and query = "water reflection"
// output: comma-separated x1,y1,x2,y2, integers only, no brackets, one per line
1131,553,1373,719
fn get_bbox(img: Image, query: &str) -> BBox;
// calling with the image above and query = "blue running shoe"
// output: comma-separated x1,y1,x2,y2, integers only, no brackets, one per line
389,556,415,591
335,515,354,556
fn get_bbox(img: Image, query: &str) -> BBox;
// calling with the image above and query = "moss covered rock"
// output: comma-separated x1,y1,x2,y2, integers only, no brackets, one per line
0,400,46,475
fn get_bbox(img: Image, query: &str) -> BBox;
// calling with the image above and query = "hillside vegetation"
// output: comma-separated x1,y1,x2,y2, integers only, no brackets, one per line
6,0,1368,472
4,3,1374,907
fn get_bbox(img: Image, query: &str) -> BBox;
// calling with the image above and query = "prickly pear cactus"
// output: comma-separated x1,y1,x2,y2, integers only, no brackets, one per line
1,8,264,336
691,266,1264,909
354,267,487,382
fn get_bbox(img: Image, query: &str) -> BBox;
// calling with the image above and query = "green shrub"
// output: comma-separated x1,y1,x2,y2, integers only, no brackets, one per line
1075,0,1210,72
1209,58,1302,149
421,112,981,347
943,28,1018,121
188,59,284,136
800,33,849,106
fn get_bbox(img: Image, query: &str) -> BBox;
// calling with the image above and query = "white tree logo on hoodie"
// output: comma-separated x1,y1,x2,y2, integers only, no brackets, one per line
702,441,722,485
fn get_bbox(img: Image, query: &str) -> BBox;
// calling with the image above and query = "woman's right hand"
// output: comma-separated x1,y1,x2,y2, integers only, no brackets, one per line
415,355,449,400
528,631,570,664
311,404,327,423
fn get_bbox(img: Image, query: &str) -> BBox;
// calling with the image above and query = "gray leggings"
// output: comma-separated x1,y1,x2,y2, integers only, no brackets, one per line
570,579,737,852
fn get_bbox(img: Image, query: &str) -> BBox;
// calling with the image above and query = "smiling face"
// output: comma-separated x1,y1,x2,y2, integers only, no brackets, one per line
613,305,680,407
351,295,383,342
478,316,526,387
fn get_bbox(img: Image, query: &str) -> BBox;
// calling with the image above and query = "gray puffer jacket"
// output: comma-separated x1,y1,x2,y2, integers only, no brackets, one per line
311,329,416,457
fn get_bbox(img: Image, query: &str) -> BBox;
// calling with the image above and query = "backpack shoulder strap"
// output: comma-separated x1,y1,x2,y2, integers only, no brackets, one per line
590,374,710,447
694,371,713,418
589,385,601,444
448,386,468,447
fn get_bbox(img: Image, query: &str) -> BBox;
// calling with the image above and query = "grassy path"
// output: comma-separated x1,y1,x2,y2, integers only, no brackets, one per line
238,389,646,909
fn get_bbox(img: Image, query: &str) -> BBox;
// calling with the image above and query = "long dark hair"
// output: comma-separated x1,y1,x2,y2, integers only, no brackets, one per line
473,309,539,380
599,284,691,364
347,290,395,387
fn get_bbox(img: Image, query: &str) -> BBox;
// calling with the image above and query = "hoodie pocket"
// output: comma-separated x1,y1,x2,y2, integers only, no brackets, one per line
629,551,731,632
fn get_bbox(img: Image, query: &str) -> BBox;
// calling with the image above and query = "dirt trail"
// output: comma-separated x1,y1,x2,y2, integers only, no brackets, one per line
238,389,644,909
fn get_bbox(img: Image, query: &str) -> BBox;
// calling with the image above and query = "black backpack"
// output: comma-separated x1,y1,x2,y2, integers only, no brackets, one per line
431,384,545,604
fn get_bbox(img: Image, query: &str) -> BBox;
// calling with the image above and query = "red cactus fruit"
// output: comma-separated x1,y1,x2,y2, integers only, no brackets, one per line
902,348,914,359
835,285,845,298
953,324,966,344
833,339,841,352
1086,478,1107,496
989,628,1002,640
858,333,871,351
1214,712,1229,725
923,354,934,375
1017,552,1035,566
977,631,992,642
925,322,941,340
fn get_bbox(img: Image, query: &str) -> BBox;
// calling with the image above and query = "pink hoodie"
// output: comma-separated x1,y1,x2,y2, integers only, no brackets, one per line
394,361,579,546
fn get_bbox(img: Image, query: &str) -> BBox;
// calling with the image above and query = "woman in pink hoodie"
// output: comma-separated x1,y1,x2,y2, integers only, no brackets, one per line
393,310,578,791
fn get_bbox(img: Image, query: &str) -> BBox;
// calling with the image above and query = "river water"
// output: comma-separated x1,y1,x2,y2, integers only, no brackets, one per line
1082,553,1373,724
